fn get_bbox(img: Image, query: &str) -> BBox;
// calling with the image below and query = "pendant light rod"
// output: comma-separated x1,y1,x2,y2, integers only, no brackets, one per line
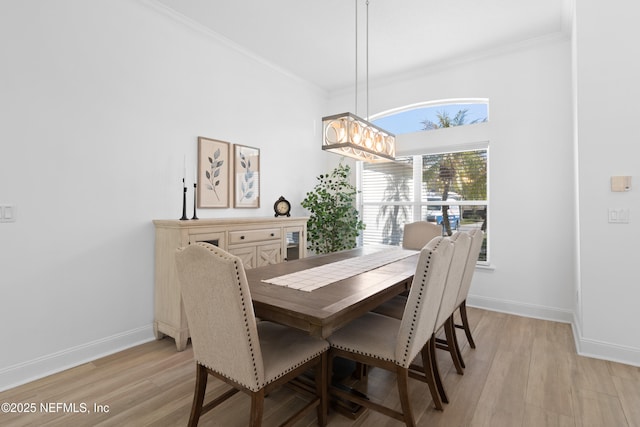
366,0,370,121
354,0,371,120
321,0,396,163
354,0,358,114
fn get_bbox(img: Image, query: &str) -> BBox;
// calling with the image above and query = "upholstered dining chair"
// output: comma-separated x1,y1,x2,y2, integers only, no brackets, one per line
327,237,454,426
395,220,442,301
402,221,442,250
364,221,440,326
452,228,484,358
362,221,440,379
371,231,471,407
425,231,471,404
175,242,329,427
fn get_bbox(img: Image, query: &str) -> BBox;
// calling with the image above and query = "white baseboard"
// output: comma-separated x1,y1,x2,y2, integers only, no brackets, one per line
467,295,640,367
467,294,574,324
0,325,156,392
571,313,640,367
3,301,639,393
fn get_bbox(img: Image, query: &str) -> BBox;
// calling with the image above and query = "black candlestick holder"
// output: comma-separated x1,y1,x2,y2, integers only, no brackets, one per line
180,179,188,221
192,183,199,220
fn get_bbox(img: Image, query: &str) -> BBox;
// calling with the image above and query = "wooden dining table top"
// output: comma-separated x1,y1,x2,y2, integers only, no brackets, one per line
246,246,419,338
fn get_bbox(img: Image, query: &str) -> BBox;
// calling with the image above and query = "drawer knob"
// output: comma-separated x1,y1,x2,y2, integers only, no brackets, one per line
270,233,275,237
240,235,245,240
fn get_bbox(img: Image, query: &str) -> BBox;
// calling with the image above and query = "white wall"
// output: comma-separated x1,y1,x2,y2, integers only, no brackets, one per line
330,37,577,323
331,27,640,366
0,0,330,390
2,0,638,392
574,1,640,363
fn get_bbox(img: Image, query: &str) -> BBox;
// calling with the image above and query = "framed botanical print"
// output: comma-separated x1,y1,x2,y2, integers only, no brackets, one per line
197,137,230,208
233,144,260,208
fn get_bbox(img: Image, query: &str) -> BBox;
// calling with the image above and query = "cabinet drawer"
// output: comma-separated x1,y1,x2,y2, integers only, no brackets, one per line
229,228,281,244
188,231,225,247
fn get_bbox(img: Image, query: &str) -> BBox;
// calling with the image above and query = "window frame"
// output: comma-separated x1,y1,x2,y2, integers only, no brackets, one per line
358,150,489,266
358,100,490,265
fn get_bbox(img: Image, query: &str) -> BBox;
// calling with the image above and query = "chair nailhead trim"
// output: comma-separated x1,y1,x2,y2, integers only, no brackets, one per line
193,242,329,391
232,258,261,389
400,239,443,366
331,344,396,363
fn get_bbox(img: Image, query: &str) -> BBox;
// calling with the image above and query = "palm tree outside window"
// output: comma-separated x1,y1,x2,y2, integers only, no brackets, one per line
360,102,489,263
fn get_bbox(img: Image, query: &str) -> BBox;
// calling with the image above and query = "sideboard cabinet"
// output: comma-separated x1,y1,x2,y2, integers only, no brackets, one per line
153,217,308,351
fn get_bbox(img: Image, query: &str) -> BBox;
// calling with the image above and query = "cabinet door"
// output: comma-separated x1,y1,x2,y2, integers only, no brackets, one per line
284,226,305,261
256,242,282,267
228,246,256,269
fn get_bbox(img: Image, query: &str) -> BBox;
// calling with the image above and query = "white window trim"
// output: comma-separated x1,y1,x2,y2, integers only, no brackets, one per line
360,100,492,265
358,148,490,266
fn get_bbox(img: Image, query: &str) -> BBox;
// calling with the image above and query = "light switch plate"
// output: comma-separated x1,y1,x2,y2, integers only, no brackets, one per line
608,208,630,223
0,205,17,223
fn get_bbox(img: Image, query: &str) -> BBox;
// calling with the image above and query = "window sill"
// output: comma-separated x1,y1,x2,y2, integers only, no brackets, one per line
476,263,495,271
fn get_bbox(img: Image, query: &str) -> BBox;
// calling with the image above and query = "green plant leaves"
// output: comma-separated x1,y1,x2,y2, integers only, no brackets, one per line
301,163,365,254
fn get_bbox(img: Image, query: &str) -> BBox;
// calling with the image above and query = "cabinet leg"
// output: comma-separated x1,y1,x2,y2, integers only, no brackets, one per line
153,322,165,340
176,331,189,352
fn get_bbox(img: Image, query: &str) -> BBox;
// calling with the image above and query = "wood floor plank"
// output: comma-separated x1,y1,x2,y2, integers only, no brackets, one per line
469,349,529,427
1,309,637,427
612,375,640,426
525,322,575,419
522,404,575,427
571,354,619,397
469,314,536,427
609,361,640,381
571,388,629,427
421,308,507,427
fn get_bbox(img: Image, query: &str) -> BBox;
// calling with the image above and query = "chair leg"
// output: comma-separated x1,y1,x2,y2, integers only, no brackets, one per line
444,317,464,375
459,300,476,349
429,334,449,404
315,353,328,427
249,389,265,427
396,366,416,427
420,343,443,411
353,362,368,379
188,364,208,427
451,315,466,369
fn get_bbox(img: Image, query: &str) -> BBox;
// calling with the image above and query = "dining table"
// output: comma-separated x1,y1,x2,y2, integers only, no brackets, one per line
245,246,420,339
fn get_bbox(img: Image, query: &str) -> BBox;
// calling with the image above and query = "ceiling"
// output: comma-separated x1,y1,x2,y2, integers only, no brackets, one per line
154,0,573,92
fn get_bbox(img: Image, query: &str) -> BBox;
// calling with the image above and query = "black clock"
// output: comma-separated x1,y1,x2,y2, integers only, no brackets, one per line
274,196,291,217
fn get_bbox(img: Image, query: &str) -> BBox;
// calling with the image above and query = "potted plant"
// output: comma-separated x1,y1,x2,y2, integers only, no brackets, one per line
301,163,365,254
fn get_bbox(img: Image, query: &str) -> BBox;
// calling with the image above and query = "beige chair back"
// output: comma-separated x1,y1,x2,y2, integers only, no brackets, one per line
434,231,472,330
455,228,484,307
402,221,442,250
396,236,454,367
175,242,265,392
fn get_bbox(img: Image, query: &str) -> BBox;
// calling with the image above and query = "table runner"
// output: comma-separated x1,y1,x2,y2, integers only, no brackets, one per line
261,247,417,292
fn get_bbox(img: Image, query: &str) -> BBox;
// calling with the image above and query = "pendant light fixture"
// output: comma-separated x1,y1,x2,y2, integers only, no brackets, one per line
321,0,396,163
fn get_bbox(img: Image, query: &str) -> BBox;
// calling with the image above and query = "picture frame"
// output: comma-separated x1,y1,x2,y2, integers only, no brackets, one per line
197,137,230,208
233,144,260,208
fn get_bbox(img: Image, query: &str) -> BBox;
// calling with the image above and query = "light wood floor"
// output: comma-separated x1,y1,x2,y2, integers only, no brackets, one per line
2,308,639,427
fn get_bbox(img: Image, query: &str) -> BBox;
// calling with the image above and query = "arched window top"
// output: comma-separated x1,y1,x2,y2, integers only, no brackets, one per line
372,99,489,135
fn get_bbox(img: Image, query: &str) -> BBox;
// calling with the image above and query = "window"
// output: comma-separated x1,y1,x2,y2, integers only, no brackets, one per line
361,158,414,247
359,101,489,263
372,102,488,135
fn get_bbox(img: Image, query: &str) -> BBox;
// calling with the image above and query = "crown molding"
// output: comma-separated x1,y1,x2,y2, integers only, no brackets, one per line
330,30,571,99
139,0,327,97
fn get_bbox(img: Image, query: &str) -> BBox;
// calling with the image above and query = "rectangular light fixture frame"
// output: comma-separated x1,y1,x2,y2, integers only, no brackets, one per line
322,112,396,163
